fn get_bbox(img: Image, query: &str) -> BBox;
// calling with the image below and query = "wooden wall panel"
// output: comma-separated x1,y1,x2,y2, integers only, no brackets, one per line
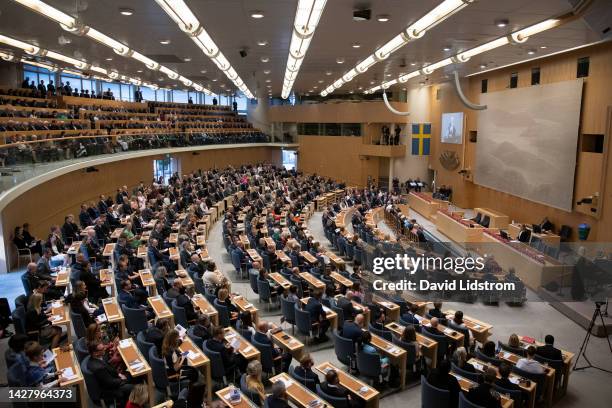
268,101,411,124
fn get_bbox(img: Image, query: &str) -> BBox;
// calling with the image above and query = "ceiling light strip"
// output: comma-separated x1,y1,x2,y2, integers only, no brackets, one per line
281,0,328,99
11,0,212,95
0,33,162,90
321,0,473,97
362,13,573,94
153,0,255,98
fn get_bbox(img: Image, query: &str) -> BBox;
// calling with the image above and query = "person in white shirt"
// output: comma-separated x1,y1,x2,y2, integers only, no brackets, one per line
516,346,545,374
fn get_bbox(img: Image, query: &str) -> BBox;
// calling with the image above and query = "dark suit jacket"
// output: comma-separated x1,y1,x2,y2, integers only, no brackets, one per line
176,293,198,321
205,338,235,368
428,308,444,319
145,326,164,353
427,371,461,408
401,312,420,325
467,383,501,408
536,344,562,361
336,296,357,320
293,366,320,384
191,324,212,341
118,289,138,309
321,382,350,398
265,396,290,408
341,321,362,345
304,298,326,323
87,356,126,396
36,258,52,280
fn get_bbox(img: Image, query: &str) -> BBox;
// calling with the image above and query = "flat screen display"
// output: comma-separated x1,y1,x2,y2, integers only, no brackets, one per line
441,112,464,144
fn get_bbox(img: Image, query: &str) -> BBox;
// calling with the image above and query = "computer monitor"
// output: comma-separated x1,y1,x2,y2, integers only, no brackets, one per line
532,224,542,234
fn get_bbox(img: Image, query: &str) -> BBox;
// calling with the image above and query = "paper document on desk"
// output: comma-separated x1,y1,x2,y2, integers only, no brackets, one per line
62,367,77,380
119,339,131,348
96,314,107,323
230,338,241,349
43,350,56,366
279,378,293,388
186,350,199,360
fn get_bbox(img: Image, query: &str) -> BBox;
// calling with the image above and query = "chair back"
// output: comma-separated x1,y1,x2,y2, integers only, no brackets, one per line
80,356,105,403
290,276,305,297
121,304,148,334
356,349,381,379
294,306,314,337
136,331,155,362
154,278,167,295
73,337,89,363
331,305,345,329
392,337,418,371
257,279,272,302
11,307,26,335
240,373,262,405
14,294,28,309
171,301,189,328
202,341,227,381
447,321,471,349
251,337,275,374
459,391,487,408
451,362,483,382
213,299,231,327
534,354,564,388
194,276,206,295
7,362,26,386
280,297,296,325
511,365,546,399
187,327,204,349
237,327,253,341
249,270,259,294
231,251,242,273
493,384,523,408
368,323,392,342
148,346,170,390
21,273,32,296
332,330,355,366
289,365,318,392
421,329,448,361
421,375,449,407
69,310,88,339
498,341,526,357
162,292,174,307
316,384,349,408
475,349,502,367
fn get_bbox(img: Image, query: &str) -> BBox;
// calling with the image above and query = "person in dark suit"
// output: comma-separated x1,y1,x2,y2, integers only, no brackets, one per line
400,303,421,325
424,317,444,336
293,353,320,385
426,359,461,408
336,293,359,321
191,314,212,341
145,319,169,355
265,381,290,408
205,326,239,374
78,261,107,302
428,301,444,319
175,286,198,322
304,291,330,342
321,368,364,408
252,322,292,372
341,313,365,346
517,224,531,243
466,367,502,408
87,341,133,405
118,279,143,309
495,363,528,406
536,335,563,361
61,215,80,243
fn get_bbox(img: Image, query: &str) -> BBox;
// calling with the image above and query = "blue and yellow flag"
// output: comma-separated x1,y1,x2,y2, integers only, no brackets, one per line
411,123,431,155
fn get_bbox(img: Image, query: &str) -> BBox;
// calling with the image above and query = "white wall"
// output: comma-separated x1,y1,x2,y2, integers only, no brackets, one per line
247,97,271,135
391,85,432,185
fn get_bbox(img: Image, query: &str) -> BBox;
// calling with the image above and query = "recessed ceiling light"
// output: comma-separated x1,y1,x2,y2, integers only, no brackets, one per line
159,39,171,45
265,79,271,83
313,86,318,89
105,57,113,61
119,8,134,16
325,71,332,75
250,11,264,19
220,84,225,87
376,14,390,22
260,57,270,63
358,86,363,90
410,62,417,66
419,81,425,86
370,80,375,84
349,90,354,94
266,85,272,88
137,69,143,73
158,77,164,81
200,69,207,74
212,78,218,82
527,49,536,55
540,45,547,49
495,19,509,28
443,46,451,51
336,57,345,64
257,40,268,46
479,64,487,69
401,88,407,91
385,73,392,77
263,70,271,75
352,42,361,49
184,57,192,62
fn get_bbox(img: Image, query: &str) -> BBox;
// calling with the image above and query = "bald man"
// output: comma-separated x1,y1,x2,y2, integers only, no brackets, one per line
252,321,292,372
341,313,365,346
426,317,444,336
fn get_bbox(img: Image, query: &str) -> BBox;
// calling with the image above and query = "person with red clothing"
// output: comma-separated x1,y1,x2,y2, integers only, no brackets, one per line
125,383,148,408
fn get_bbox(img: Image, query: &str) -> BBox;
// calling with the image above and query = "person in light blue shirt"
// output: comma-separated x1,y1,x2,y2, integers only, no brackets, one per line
360,331,390,378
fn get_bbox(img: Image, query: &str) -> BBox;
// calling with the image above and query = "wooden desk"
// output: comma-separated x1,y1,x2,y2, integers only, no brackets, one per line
519,336,574,397
498,350,555,408
474,207,509,229
247,249,262,263
373,297,400,322
55,268,70,287
103,243,115,257
275,250,290,264
148,295,174,326
416,314,465,346
369,333,407,389
67,241,81,255
196,235,206,246
435,210,484,243
53,347,87,408
137,245,148,259
450,372,513,408
232,295,259,323
385,322,438,368
169,233,178,244
48,302,71,341
270,326,304,360
330,271,353,288
300,297,338,330
101,297,126,338
239,235,251,249
179,336,212,402
175,269,194,288
314,362,379,408
299,272,325,291
508,223,561,247
110,228,123,240
216,386,258,408
169,247,180,262
299,251,318,265
99,269,114,296
326,252,346,270
269,273,291,290
269,372,329,408
408,192,447,219
444,309,492,344
224,327,260,360
117,338,155,407
191,293,219,325
469,357,536,408
138,269,157,296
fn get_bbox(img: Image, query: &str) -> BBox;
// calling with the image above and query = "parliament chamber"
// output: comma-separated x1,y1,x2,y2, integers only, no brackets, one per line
0,1,611,408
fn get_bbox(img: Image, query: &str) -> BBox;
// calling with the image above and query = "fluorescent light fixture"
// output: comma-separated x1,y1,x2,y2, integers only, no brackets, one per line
119,8,134,16
456,37,509,61
376,15,390,22
352,42,361,48
321,0,474,96
12,0,76,27
159,39,171,45
250,11,264,19
513,19,560,42
0,51,15,61
20,58,57,71
0,34,40,54
281,0,328,99
154,0,255,98
257,40,268,46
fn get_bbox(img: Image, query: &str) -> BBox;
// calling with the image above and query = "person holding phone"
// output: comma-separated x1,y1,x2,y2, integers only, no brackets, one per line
161,330,198,382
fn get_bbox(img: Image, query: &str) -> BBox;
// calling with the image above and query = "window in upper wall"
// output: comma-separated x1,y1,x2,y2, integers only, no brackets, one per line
341,123,362,136
173,90,188,103
510,72,518,88
235,95,247,115
120,84,132,101
481,79,488,93
140,86,155,101
531,67,540,85
577,56,589,78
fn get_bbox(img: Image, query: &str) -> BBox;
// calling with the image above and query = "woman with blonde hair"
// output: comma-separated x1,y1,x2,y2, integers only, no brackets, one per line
161,330,198,382
452,346,475,372
25,293,62,347
125,383,148,408
245,359,265,404
508,333,521,348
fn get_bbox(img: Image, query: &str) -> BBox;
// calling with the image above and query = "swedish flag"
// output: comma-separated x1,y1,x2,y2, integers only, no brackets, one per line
411,123,431,155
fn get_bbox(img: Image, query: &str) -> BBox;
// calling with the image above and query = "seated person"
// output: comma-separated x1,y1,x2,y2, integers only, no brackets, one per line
293,353,320,385
480,340,498,359
253,321,292,373
191,313,213,341
321,368,364,408
69,291,96,327
428,301,444,319
118,279,147,309
258,268,282,296
452,347,475,372
517,224,531,243
304,290,331,342
145,319,170,355
283,285,300,303
342,313,365,346
5,334,29,368
516,346,545,374
451,310,471,344
175,285,198,322
400,303,421,325
161,329,198,383
370,310,389,334
88,341,134,406
245,360,265,404
85,323,123,373
25,293,63,348
265,381,290,408
24,341,58,387
400,325,422,364
360,331,390,379
336,292,359,321
426,359,461,408
205,326,240,376
536,335,563,361
216,288,238,321
495,363,528,406
424,317,444,337
466,367,502,408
